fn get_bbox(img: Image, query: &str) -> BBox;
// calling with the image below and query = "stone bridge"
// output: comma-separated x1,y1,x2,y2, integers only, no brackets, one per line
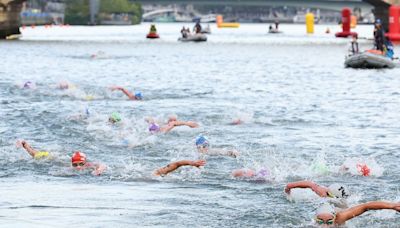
0,0,24,38
0,0,396,38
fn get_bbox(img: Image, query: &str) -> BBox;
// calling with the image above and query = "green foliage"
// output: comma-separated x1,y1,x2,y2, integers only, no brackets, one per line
65,0,90,25
99,0,142,24
64,0,142,25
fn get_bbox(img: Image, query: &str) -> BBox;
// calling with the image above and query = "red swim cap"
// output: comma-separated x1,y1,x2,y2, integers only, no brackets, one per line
72,151,86,164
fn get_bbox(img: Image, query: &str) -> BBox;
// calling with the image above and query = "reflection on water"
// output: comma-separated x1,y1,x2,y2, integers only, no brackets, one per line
0,23,399,226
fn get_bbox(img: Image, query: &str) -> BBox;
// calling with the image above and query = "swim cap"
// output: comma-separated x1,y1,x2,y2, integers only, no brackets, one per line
71,151,86,164
356,163,371,176
328,184,350,199
195,135,209,148
135,92,143,100
110,112,122,123
256,168,270,178
316,204,336,216
23,81,32,88
149,123,160,133
375,19,381,24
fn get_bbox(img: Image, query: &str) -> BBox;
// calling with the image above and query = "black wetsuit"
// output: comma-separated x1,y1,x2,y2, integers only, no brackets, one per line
374,26,386,51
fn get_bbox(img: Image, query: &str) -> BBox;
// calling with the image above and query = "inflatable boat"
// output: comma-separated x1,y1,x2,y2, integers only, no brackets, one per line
178,34,207,42
345,51,396,69
268,28,282,34
146,33,159,39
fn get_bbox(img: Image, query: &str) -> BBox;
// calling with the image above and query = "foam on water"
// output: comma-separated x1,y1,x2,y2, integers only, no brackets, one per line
1,23,399,226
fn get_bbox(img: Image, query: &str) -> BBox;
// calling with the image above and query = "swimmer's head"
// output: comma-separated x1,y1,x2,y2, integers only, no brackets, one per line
59,82,69,89
23,81,33,89
109,112,122,123
168,114,178,122
232,168,255,178
195,135,209,149
134,91,143,100
315,204,336,226
149,123,160,133
327,184,350,199
71,151,86,169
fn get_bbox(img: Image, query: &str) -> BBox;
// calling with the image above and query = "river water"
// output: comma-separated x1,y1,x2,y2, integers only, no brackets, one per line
1,23,399,227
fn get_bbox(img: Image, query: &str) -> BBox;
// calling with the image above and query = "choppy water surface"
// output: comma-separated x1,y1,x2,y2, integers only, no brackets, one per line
1,23,400,227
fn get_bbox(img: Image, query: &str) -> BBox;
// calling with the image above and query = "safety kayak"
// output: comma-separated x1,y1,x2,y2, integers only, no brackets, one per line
344,52,396,69
178,34,207,42
146,33,159,39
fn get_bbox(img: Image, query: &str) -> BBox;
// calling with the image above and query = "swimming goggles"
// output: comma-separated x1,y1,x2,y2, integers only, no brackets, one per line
72,162,85,167
315,217,335,225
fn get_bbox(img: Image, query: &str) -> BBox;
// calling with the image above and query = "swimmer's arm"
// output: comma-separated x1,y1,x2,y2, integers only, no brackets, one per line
172,121,199,128
91,163,107,176
19,141,38,158
335,201,400,225
207,149,239,158
110,86,136,100
160,124,175,133
154,160,206,176
284,181,327,197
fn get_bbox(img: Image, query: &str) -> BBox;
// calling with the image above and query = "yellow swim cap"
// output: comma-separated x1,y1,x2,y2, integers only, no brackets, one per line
34,151,50,159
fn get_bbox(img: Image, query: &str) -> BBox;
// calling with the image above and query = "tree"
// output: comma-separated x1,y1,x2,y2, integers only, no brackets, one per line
64,0,90,25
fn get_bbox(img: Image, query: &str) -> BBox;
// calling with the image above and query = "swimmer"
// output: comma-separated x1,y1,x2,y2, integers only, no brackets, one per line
58,81,76,90
195,135,239,158
147,115,199,133
230,118,243,125
22,81,35,89
340,162,372,176
110,86,142,100
232,167,270,180
314,202,400,226
285,181,350,208
16,140,50,159
109,112,122,124
71,151,106,176
153,159,206,176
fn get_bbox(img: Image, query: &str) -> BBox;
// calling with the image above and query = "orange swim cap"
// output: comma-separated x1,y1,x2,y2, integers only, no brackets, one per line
72,151,86,164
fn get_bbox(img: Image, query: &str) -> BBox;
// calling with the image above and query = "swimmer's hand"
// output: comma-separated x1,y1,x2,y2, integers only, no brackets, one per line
393,203,400,212
190,160,206,168
284,186,291,195
92,164,107,176
16,140,25,148
228,150,239,158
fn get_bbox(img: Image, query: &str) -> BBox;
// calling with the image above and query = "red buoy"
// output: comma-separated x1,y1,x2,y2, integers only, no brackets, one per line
335,8,358,38
386,5,400,41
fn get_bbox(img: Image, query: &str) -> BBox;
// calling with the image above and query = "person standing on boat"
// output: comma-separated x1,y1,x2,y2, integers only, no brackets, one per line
194,22,202,34
181,26,188,38
373,19,386,52
274,20,279,30
349,34,359,54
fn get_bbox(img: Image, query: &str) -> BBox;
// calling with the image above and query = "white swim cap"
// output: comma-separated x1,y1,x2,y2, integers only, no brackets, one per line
328,184,350,199
316,204,336,216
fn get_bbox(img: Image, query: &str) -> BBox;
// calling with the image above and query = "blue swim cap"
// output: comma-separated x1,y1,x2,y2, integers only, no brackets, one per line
375,19,381,24
195,135,209,148
135,91,143,100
